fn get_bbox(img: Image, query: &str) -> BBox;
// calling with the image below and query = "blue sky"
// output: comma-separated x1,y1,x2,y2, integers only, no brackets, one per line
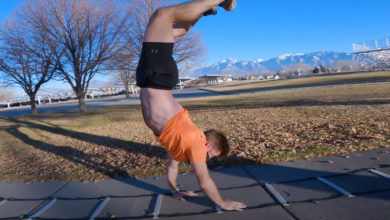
0,0,21,21
1,0,389,64
1,0,390,96
193,0,390,64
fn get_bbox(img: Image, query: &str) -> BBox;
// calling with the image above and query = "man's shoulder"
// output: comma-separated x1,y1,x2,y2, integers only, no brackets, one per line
179,115,205,141
185,131,207,163
185,126,206,145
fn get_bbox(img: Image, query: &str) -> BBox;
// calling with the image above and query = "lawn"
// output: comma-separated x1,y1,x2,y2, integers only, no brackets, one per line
207,71,390,93
0,79,389,181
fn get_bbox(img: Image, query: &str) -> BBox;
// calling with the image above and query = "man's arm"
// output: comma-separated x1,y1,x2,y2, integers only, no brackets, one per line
192,162,224,205
167,153,180,191
167,153,198,201
192,162,246,211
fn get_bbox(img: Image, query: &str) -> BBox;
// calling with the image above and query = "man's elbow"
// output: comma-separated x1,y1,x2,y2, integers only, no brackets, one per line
199,178,211,192
199,182,207,191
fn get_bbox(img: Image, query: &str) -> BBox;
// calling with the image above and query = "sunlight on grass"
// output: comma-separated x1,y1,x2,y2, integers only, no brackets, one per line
207,71,390,92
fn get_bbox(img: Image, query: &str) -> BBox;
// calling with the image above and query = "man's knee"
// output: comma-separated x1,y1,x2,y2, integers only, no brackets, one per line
151,7,173,23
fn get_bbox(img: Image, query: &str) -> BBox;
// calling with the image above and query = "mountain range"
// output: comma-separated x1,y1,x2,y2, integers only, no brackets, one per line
190,51,354,76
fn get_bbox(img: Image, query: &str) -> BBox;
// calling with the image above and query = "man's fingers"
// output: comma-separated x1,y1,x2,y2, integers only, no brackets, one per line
235,204,246,211
237,202,246,208
182,191,199,197
236,202,247,209
174,195,186,201
223,200,247,211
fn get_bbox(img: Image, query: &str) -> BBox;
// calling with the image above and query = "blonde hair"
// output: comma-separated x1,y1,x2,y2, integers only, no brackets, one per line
204,129,229,157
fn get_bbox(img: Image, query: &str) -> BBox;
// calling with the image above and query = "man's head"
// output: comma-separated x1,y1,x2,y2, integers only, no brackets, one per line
204,129,229,159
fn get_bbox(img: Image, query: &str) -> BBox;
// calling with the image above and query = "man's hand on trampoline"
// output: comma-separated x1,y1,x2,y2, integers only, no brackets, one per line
172,191,199,201
222,200,247,211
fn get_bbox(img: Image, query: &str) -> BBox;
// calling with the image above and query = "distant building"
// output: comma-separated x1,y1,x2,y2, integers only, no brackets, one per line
196,74,234,86
176,76,193,89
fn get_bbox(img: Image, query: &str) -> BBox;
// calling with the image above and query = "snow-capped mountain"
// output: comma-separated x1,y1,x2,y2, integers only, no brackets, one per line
191,51,354,76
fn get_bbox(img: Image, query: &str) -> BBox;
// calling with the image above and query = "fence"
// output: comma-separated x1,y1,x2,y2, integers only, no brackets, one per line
353,38,390,54
353,38,390,70
0,86,137,110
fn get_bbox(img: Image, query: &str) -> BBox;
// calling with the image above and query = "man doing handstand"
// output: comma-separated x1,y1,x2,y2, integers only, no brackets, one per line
136,0,246,211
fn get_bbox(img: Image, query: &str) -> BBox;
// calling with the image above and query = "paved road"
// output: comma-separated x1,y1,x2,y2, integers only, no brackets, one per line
0,96,140,117
0,88,224,117
0,147,389,219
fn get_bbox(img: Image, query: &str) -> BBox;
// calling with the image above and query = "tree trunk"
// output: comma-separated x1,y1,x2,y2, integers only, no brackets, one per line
78,94,87,112
124,82,130,99
30,95,37,115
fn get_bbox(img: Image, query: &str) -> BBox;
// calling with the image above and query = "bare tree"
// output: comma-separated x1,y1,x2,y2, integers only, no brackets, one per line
25,0,131,112
111,0,205,94
0,11,58,114
106,0,204,98
332,60,360,72
284,63,313,76
107,45,138,99
174,30,205,71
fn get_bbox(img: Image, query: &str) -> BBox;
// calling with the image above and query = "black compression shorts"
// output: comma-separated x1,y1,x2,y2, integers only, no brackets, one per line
136,42,178,90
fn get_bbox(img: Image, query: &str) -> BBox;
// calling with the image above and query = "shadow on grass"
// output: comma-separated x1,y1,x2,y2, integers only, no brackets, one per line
1,116,260,181
2,116,170,186
5,117,166,161
5,124,130,178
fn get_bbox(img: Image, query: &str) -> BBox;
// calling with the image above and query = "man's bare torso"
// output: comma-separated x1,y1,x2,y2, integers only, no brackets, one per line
140,87,183,136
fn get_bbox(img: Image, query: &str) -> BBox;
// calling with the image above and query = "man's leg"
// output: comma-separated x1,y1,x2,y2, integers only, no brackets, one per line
144,0,225,43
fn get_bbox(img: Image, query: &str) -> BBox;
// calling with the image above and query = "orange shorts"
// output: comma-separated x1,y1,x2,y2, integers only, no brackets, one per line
158,109,207,162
